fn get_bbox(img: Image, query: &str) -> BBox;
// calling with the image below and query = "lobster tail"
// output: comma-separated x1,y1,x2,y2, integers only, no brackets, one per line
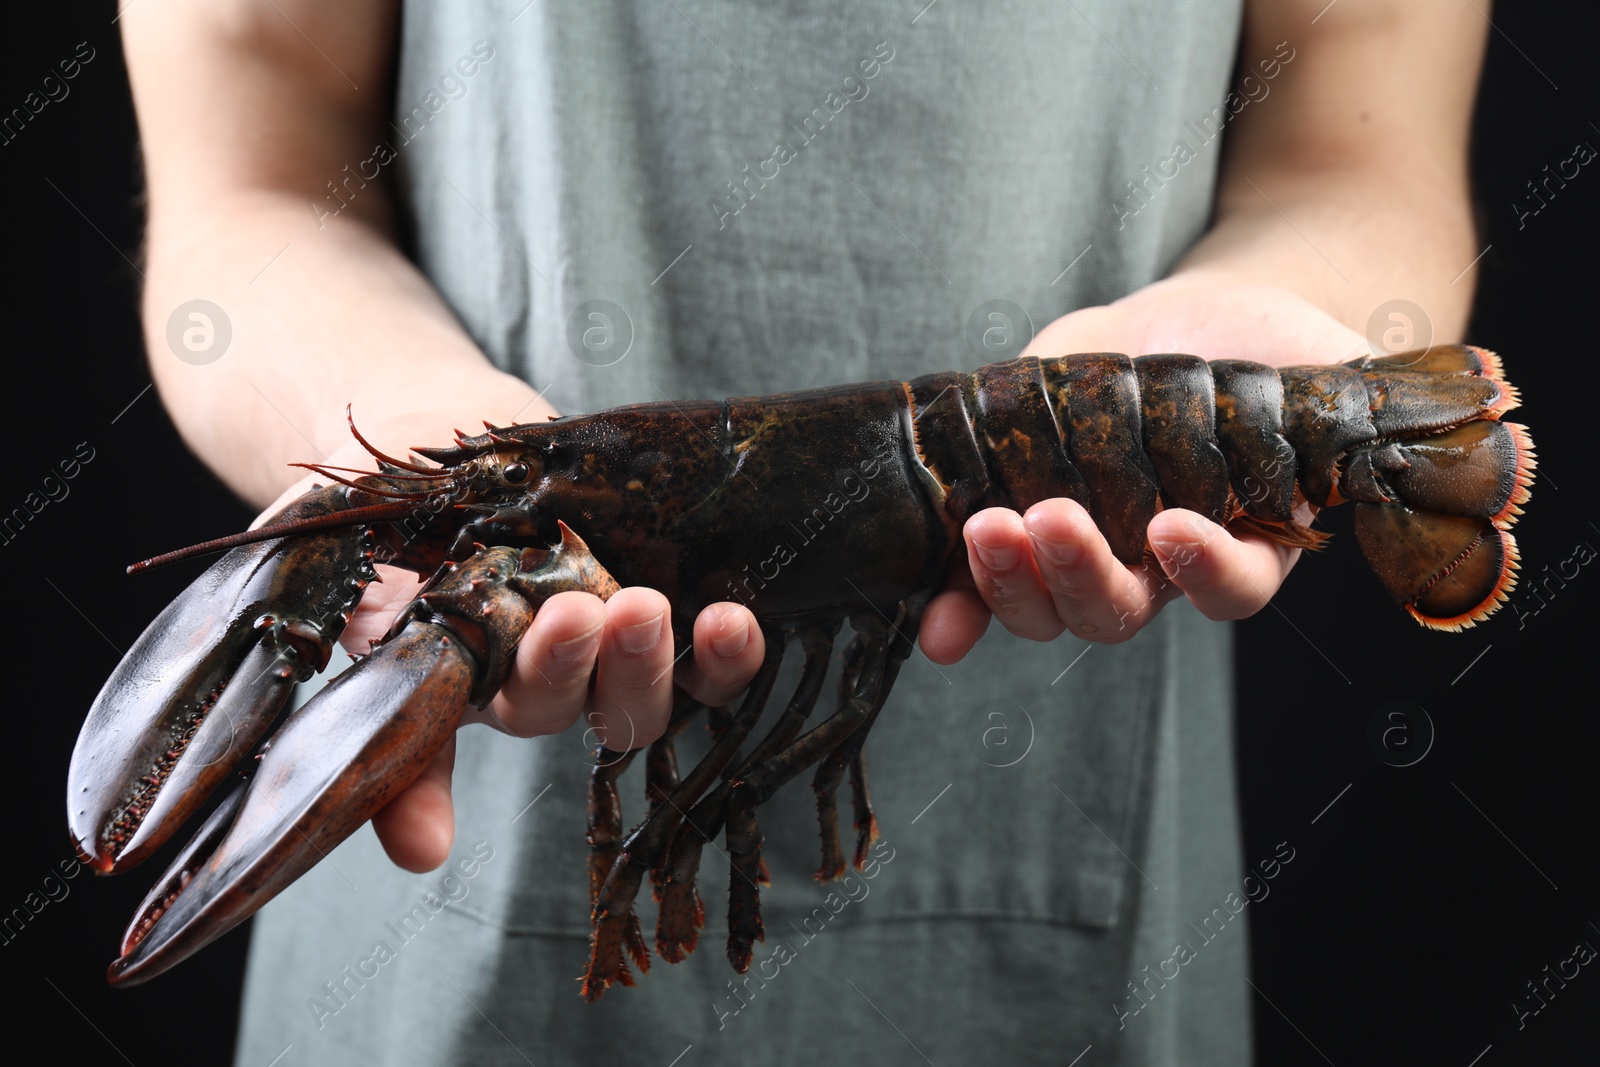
1333,346,1535,630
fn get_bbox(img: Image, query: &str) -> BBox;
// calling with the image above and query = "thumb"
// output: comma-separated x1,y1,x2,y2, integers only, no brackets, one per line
371,735,457,872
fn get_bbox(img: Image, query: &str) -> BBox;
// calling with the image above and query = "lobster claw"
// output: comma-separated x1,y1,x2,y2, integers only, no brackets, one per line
68,485,376,874
105,525,619,986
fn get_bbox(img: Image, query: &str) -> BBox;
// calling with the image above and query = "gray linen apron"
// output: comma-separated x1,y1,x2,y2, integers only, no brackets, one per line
236,2,1253,1063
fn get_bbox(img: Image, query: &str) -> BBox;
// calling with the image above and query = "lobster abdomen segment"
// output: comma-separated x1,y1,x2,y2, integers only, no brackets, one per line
1212,359,1300,523
1279,363,1376,508
1049,353,1163,563
1133,354,1232,526
968,357,1092,521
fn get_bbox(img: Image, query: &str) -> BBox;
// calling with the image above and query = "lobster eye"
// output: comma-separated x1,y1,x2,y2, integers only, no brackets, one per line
502,462,531,485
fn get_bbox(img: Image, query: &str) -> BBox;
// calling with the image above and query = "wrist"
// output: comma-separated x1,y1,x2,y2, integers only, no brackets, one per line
1169,178,1477,337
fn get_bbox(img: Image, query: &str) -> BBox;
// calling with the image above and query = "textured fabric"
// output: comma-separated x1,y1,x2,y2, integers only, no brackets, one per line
236,2,1252,1064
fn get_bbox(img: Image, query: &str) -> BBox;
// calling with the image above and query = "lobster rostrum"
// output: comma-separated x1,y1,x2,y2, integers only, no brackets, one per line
68,344,1533,997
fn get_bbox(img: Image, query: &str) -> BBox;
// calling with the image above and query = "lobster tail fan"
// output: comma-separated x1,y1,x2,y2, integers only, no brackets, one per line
1342,344,1535,630
1348,417,1535,631
1352,504,1519,631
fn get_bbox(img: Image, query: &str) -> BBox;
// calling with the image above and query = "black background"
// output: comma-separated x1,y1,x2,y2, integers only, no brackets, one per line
2,4,1593,1064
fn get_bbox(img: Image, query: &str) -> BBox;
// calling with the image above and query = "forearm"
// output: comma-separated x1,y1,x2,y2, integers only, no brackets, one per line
125,0,547,509
1168,0,1488,341
143,197,544,508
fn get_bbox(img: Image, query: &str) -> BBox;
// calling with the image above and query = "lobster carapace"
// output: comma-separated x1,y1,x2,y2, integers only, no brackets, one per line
67,344,1533,997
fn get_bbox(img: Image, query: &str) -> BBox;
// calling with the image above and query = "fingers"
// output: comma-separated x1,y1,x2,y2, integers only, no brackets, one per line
587,588,676,750
675,602,767,707
922,501,1300,663
1021,501,1180,641
489,591,765,745
490,587,676,751
1147,509,1300,621
974,501,1177,644
965,507,1063,640
919,559,991,665
490,589,608,738
371,736,456,873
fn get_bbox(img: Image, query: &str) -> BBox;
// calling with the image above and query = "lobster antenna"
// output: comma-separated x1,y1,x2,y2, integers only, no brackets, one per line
300,463,452,483
345,406,445,476
127,501,427,575
288,465,444,500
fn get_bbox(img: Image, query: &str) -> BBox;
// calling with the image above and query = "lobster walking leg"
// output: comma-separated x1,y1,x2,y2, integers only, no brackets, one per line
583,695,704,967
811,709,888,880
644,739,677,813
848,751,876,871
646,701,742,962
653,623,838,963
646,696,704,813
717,624,841,969
809,635,868,884
654,827,707,963
721,595,926,970
643,697,704,909
648,704,724,963
585,745,640,944
807,597,925,883
720,627,891,969
810,710,881,883
583,640,787,1000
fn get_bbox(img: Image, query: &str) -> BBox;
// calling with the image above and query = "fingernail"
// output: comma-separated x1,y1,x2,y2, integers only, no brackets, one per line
550,627,601,663
1030,533,1080,567
711,618,750,658
616,614,664,654
1187,516,1217,542
972,539,1019,572
1149,536,1201,579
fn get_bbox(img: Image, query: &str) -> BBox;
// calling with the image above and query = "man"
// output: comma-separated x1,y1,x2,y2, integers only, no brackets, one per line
122,1,1485,1062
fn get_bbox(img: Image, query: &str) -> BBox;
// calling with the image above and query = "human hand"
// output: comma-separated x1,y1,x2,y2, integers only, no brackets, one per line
253,412,766,873
919,278,1368,663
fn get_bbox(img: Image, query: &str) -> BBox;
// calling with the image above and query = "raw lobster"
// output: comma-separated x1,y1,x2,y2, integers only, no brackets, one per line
67,344,1533,999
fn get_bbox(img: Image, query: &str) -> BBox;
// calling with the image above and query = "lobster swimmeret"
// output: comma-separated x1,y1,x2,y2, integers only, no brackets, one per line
68,344,1533,997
